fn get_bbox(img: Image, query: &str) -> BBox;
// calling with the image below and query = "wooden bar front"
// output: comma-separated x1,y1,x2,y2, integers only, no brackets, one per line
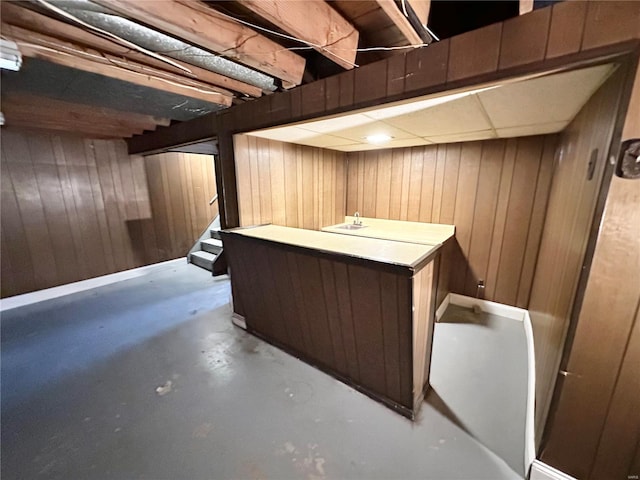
221,225,442,418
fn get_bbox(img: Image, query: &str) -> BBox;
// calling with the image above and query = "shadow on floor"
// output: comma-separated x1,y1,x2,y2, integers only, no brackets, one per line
425,387,474,438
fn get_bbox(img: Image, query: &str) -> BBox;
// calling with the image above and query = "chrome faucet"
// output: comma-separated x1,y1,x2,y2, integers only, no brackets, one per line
353,211,362,226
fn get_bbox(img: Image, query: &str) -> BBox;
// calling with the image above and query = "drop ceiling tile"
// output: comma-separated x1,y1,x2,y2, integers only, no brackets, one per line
383,95,493,137
334,138,431,152
364,85,499,120
425,130,496,144
496,121,568,138
332,121,417,142
478,63,614,128
295,134,358,148
250,126,318,143
365,91,475,120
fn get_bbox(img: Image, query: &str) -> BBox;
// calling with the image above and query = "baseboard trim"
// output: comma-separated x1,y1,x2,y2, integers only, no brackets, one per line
529,460,577,480
0,258,186,312
524,311,537,475
231,313,247,330
448,293,527,322
435,293,451,321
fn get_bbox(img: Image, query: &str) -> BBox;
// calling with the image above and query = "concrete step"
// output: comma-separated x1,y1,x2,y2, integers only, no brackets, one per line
189,251,216,271
201,238,223,254
210,228,222,241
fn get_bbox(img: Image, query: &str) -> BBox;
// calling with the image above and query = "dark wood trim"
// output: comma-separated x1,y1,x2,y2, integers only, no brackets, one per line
127,115,217,155
127,40,640,157
216,128,239,229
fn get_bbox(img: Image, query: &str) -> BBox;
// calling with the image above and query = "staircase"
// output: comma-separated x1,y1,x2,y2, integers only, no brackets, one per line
188,215,225,274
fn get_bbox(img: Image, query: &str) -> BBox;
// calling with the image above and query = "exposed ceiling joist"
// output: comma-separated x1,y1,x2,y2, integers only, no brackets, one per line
5,118,136,138
3,23,234,106
92,0,306,86
240,0,359,70
375,0,424,45
2,107,140,137
2,93,169,133
1,2,263,98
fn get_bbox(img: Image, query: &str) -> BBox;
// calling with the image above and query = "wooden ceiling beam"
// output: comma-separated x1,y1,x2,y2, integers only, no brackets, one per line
3,23,233,107
375,0,424,45
0,2,262,98
2,93,168,132
3,116,138,138
92,0,306,86
240,0,359,70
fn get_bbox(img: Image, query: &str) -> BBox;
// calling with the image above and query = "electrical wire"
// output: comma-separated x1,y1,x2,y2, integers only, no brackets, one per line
34,0,437,83
211,8,359,68
209,4,436,61
35,0,193,74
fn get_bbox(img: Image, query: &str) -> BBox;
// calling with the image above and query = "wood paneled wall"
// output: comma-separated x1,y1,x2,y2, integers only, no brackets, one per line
234,134,346,229
128,2,640,232
527,70,626,444
542,175,640,479
142,151,218,261
345,136,557,307
1,128,217,298
538,65,639,479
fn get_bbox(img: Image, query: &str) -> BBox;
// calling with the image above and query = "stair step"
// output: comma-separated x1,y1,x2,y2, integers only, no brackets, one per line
201,238,223,254
210,228,222,240
190,251,216,271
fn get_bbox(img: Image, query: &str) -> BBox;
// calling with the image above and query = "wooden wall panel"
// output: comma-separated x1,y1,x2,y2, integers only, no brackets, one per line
130,2,640,161
1,128,217,298
234,134,347,229
345,136,556,307
541,175,640,479
528,70,626,443
142,152,218,261
539,64,640,479
589,304,640,480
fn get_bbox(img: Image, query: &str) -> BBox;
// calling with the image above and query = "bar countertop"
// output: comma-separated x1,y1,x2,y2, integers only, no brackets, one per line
322,217,455,246
225,224,438,268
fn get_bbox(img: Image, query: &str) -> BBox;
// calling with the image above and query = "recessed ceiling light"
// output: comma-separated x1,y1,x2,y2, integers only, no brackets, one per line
365,134,393,144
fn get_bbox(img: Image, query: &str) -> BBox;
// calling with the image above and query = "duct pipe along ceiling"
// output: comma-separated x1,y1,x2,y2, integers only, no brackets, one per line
48,0,277,93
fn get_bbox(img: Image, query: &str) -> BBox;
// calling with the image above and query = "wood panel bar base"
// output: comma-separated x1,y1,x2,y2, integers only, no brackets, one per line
221,225,442,419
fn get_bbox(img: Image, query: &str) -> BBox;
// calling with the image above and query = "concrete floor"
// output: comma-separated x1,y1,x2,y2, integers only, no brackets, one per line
1,263,523,480
431,305,529,477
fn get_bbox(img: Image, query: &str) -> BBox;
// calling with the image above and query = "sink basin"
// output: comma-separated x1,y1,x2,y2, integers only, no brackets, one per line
337,224,368,230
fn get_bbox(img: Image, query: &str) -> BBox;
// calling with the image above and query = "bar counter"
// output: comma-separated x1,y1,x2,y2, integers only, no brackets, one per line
220,224,447,418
